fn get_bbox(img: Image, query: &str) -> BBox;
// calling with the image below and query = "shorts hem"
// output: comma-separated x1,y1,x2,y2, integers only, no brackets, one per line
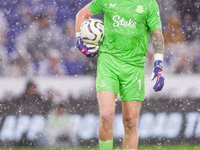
120,98,145,102
96,89,118,96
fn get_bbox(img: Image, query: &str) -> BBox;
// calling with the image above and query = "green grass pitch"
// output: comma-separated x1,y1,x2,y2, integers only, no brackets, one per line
0,145,200,150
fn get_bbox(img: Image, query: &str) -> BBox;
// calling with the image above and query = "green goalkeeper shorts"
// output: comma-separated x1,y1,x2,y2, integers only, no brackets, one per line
96,53,145,102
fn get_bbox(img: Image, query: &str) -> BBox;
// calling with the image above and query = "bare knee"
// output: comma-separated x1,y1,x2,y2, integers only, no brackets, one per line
123,115,138,131
100,111,114,130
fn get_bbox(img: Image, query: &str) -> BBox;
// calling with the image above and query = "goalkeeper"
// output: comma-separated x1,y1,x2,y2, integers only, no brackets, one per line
75,0,165,149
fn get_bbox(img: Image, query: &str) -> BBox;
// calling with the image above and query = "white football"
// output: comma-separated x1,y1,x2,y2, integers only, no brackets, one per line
80,18,104,46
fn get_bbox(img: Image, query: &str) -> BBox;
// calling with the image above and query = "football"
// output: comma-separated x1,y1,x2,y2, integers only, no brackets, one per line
80,18,104,46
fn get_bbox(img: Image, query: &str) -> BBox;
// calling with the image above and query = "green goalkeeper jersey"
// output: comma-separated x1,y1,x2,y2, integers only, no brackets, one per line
89,0,162,68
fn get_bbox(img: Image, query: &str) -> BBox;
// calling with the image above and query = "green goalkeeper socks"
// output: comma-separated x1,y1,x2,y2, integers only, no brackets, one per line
99,139,113,150
99,139,137,150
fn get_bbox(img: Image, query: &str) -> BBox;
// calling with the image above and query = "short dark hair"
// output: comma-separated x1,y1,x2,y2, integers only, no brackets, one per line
26,81,36,90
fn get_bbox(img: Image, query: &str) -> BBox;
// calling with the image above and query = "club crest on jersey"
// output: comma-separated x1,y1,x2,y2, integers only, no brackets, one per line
112,15,137,29
136,5,144,13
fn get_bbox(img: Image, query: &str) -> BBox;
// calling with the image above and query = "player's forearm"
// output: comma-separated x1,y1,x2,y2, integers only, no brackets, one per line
151,29,165,55
75,12,86,33
75,4,94,33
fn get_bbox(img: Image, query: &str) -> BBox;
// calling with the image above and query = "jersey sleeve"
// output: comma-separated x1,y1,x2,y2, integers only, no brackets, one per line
88,0,104,15
147,0,162,31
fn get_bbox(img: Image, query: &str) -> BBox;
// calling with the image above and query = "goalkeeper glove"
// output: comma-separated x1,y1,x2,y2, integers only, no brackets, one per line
151,54,165,92
76,32,99,57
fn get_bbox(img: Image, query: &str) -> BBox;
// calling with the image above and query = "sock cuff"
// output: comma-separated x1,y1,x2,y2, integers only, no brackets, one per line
99,139,113,143
99,139,113,150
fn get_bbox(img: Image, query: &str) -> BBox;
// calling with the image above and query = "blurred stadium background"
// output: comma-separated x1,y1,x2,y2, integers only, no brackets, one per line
0,0,200,149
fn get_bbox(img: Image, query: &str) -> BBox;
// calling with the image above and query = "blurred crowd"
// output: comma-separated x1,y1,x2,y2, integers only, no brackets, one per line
146,12,200,74
0,0,200,78
0,80,87,147
0,0,97,77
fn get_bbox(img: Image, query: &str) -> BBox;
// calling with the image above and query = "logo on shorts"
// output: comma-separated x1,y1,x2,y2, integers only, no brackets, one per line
98,79,106,87
136,5,144,13
157,11,160,17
